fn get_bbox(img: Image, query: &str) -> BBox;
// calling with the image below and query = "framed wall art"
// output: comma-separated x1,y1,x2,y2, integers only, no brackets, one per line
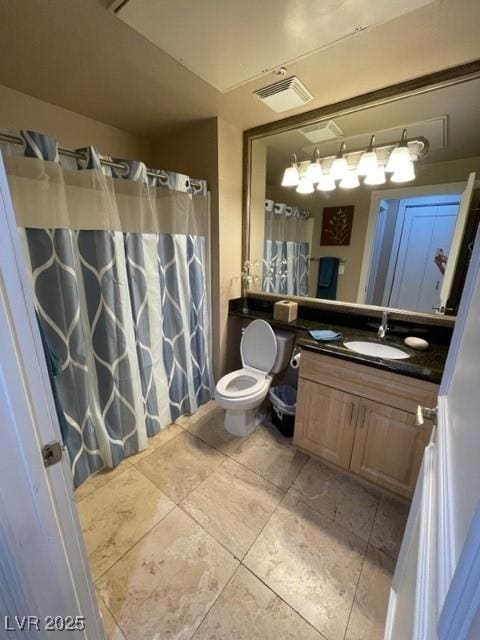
320,206,354,246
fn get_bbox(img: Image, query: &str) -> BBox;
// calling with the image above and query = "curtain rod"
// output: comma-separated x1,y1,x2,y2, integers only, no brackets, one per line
0,132,159,178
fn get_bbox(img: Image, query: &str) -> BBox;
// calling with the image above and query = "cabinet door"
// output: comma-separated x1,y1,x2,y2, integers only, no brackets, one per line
350,400,432,498
294,378,359,469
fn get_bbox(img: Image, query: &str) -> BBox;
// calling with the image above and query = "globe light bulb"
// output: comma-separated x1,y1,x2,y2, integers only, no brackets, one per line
281,153,300,186
306,160,322,184
364,166,386,185
390,161,416,183
357,135,378,176
386,129,411,174
339,170,360,189
316,174,336,192
331,142,348,180
296,175,314,194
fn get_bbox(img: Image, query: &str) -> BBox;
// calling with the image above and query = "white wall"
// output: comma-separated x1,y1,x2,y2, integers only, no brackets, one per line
154,117,243,378
0,84,152,161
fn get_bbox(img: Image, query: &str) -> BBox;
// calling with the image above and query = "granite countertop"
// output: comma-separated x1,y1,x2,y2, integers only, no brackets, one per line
229,307,448,384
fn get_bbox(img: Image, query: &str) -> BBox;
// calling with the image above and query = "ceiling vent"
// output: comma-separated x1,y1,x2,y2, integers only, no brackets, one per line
299,120,344,143
254,76,313,113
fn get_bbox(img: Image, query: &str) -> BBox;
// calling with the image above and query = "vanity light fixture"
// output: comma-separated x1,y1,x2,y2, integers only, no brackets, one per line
281,153,300,186
296,175,315,194
330,143,348,180
364,165,387,185
339,169,360,189
316,173,336,191
305,147,323,183
357,135,378,176
280,130,427,191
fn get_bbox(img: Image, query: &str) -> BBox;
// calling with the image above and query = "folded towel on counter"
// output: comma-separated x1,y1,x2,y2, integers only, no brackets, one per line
309,329,343,342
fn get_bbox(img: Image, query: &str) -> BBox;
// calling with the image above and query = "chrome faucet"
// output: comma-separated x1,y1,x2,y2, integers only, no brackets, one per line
377,310,389,341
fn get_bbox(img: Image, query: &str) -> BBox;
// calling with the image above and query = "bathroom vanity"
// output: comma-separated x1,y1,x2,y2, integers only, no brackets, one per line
228,296,451,500
294,348,438,498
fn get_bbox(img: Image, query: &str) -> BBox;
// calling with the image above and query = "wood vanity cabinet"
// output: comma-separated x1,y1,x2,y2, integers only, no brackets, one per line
294,350,438,498
294,379,360,469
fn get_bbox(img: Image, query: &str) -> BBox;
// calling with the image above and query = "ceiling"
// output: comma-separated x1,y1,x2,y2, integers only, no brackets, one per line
0,0,479,137
115,0,434,92
263,78,480,184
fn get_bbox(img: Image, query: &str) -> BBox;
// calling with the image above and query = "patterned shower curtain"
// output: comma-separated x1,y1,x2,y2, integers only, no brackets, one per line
263,239,310,296
3,131,213,487
262,200,311,296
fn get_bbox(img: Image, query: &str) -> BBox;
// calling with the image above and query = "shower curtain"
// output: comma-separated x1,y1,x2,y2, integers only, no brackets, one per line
262,199,313,296
1,130,213,487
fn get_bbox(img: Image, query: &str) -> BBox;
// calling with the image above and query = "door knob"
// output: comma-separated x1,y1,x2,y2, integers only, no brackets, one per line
416,405,438,426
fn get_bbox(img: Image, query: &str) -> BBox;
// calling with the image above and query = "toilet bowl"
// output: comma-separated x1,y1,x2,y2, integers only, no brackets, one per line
215,319,294,437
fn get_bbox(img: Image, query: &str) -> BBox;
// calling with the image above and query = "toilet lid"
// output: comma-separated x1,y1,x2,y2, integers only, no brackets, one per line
241,319,277,373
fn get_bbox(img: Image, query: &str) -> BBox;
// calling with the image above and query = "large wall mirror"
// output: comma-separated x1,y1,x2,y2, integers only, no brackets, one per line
244,63,480,317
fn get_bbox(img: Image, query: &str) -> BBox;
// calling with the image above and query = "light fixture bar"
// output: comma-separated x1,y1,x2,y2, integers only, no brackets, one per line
297,135,429,165
281,130,426,190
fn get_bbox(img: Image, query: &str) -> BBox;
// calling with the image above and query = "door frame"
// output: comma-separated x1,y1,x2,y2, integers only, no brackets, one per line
357,181,474,304
0,154,104,637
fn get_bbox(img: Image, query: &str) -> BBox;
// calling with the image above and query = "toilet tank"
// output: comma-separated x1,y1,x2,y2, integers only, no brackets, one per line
271,330,295,373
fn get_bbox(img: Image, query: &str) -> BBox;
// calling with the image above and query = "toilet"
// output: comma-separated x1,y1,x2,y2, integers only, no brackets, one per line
215,319,294,437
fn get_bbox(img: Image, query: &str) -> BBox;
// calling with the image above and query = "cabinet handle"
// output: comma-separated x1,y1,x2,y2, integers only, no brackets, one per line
416,405,438,427
348,403,354,425
358,406,367,428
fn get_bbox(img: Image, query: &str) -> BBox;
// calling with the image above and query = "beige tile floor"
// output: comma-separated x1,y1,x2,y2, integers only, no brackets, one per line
75,401,409,640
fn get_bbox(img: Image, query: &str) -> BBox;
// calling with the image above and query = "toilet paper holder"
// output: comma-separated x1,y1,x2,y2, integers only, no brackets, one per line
290,346,301,369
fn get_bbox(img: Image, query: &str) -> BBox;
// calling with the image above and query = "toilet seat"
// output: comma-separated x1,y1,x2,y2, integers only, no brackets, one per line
215,367,268,399
215,367,270,413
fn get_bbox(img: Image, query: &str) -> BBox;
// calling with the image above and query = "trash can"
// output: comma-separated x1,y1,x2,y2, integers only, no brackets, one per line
269,385,297,438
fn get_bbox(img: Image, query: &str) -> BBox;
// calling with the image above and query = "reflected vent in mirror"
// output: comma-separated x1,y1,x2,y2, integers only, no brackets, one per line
254,76,313,113
299,120,344,143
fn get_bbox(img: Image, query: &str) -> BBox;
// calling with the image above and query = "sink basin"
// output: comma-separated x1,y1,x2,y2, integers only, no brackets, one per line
343,340,411,360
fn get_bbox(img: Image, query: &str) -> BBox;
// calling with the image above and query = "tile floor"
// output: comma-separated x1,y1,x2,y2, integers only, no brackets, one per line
75,402,409,640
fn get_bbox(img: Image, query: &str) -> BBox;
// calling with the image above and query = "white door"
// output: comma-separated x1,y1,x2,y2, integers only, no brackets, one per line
385,220,480,639
388,198,461,312
0,155,104,638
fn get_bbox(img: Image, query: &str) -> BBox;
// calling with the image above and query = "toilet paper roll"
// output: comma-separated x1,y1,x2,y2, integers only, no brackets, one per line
290,352,301,369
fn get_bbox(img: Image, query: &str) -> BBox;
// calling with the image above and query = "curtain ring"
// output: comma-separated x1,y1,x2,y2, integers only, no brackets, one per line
119,161,130,178
76,148,89,169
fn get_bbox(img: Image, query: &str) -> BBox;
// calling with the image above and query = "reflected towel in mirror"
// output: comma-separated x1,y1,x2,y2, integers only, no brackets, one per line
317,257,340,299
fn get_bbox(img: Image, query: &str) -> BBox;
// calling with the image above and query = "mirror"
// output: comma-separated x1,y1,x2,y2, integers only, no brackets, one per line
246,68,480,316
